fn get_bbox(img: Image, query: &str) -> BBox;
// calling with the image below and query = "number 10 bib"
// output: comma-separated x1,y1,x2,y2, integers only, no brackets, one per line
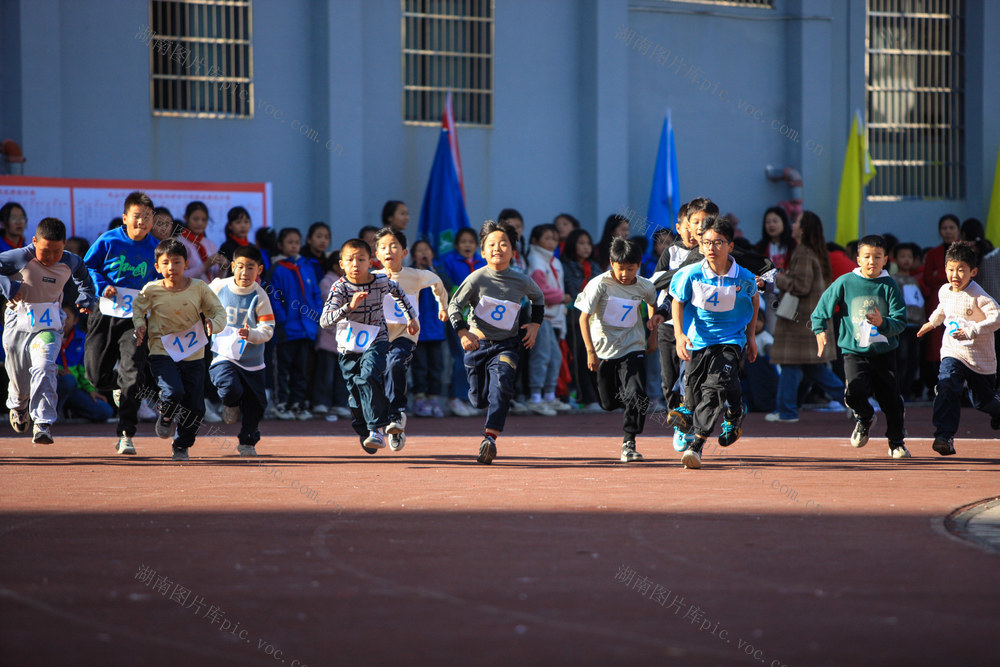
474,296,520,330
692,281,736,312
336,320,380,353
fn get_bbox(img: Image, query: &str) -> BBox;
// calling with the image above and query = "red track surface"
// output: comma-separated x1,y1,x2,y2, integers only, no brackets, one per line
1,408,998,666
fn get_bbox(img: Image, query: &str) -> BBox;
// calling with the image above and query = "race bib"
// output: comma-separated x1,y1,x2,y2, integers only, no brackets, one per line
473,295,520,331
945,318,974,346
857,320,888,348
691,281,736,312
336,320,380,353
382,294,419,325
98,287,140,318
163,321,209,361
17,302,61,333
601,296,640,328
211,325,247,361
901,284,924,309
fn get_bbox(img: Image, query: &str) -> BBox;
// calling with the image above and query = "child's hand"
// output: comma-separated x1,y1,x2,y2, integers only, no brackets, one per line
562,294,572,305
865,306,883,327
349,291,369,310
205,321,214,336
586,348,600,372
951,327,970,341
238,326,250,339
916,322,935,338
406,319,420,335
438,309,448,322
815,331,827,357
675,332,692,362
90,391,108,404
521,322,540,349
459,330,480,352
78,305,92,315
103,286,118,299
746,333,758,363
135,326,146,346
647,313,665,330
645,330,658,354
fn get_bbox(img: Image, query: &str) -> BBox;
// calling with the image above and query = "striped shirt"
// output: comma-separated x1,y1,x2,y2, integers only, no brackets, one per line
319,273,415,346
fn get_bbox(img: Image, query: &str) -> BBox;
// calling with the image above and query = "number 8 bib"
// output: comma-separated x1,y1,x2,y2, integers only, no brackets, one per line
601,296,639,328
336,320,380,353
692,281,736,312
473,295,520,330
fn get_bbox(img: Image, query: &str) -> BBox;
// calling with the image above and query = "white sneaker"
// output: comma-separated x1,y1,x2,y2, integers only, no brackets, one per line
363,429,387,451
765,412,799,423
312,404,329,415
388,432,406,451
325,413,339,422
237,444,257,457
448,398,477,417
682,449,702,469
528,400,557,416
330,406,352,418
274,404,296,420
546,398,572,412
814,400,846,413
509,399,531,415
296,408,312,421
581,402,604,414
387,412,407,434
222,405,240,425
116,433,136,455
889,443,911,458
202,402,222,423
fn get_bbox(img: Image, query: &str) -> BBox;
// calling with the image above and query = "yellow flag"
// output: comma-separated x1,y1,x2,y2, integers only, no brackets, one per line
986,141,1000,247
835,110,876,247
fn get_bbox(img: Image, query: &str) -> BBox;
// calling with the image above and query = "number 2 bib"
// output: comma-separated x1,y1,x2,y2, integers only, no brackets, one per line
17,302,61,333
474,296,520,330
601,296,640,328
945,318,974,347
163,321,209,361
692,281,736,312
382,294,419,325
336,320,380,353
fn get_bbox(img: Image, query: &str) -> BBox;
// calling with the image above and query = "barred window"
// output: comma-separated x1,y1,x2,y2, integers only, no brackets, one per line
148,0,253,119
402,0,494,126
866,0,965,200
666,0,773,8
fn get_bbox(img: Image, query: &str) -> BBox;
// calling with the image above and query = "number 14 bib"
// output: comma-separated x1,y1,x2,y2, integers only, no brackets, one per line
692,281,736,312
474,296,520,330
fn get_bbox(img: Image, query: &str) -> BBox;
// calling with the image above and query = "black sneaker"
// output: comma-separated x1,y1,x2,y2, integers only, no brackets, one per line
932,436,956,456
667,405,694,434
171,448,189,461
477,435,497,465
850,414,875,448
155,413,174,439
718,411,744,447
620,440,644,462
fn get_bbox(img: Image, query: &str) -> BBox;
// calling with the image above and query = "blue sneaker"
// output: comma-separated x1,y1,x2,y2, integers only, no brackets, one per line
667,405,694,434
673,428,694,452
718,411,744,447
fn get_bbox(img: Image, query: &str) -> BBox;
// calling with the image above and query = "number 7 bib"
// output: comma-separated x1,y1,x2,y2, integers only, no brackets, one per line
692,281,736,312
474,296,519,330
163,322,210,361
601,296,640,328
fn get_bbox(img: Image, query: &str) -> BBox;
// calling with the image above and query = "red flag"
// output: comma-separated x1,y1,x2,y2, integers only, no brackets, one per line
442,91,465,199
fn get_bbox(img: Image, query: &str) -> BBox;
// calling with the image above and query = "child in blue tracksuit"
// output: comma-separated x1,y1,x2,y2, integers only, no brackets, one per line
439,227,486,416
266,227,322,420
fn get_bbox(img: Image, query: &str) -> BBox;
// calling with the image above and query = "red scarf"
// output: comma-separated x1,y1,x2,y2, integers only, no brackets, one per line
228,233,250,247
278,260,306,295
4,235,23,249
581,260,593,288
464,257,477,274
180,228,209,263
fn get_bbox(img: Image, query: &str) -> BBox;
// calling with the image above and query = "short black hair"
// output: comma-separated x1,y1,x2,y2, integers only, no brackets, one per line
529,223,558,245
155,238,187,262
497,208,523,224
124,191,154,215
358,225,380,238
35,217,66,242
341,238,372,257
686,197,720,218
700,215,734,243
857,234,887,253
381,200,406,225
480,219,518,251
374,226,408,250
233,245,264,266
893,242,921,260
277,227,301,245
608,237,643,265
0,202,25,226
945,241,978,269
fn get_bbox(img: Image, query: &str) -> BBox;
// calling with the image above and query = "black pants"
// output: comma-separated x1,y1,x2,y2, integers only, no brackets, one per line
210,360,266,446
596,351,647,439
844,351,905,443
84,308,150,437
684,344,743,438
657,322,683,409
149,356,206,450
277,338,311,407
895,327,920,399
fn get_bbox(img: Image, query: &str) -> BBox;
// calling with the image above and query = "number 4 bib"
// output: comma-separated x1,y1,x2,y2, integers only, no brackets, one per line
474,296,520,331
692,281,736,312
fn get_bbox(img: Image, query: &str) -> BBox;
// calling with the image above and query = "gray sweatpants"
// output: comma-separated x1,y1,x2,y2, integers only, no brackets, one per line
3,306,65,426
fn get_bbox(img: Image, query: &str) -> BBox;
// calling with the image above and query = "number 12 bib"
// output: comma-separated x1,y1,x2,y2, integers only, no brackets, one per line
474,296,520,330
163,321,209,361
692,281,736,312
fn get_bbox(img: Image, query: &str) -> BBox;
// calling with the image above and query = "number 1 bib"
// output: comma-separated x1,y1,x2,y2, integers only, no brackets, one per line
474,296,519,330
692,281,736,312
601,296,640,328
98,287,140,318
17,302,61,333
336,320,380,353
382,294,419,325
163,321,209,361
210,326,248,361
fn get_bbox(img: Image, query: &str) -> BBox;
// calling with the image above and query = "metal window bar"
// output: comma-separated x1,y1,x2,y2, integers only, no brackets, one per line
865,0,964,200
666,0,773,8
149,0,253,119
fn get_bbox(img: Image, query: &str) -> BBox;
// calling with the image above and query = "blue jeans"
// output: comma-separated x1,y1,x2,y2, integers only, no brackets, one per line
775,363,845,419
445,323,470,400
411,339,444,395
56,373,115,422
932,356,1000,438
464,337,521,432
385,337,416,417
209,361,266,446
148,355,206,450
339,339,390,432
528,320,560,394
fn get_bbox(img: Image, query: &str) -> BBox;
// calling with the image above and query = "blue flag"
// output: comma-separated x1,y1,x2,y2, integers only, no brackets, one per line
419,129,470,257
646,110,680,238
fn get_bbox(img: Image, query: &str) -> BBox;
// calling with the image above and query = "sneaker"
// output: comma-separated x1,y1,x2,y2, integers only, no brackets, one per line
202,402,222,423
527,400,557,416
547,398,573,412
509,399,531,415
673,428,694,452
155,413,175,439
932,436,956,456
850,414,875,448
477,434,497,465
237,444,258,457
581,402,604,414
295,408,312,421
620,440,643,462
137,402,159,422
815,400,847,413
681,448,702,469
324,413,339,422
8,407,29,434
330,405,352,418
387,412,407,435
718,411,745,447
764,412,799,423
449,398,478,417
112,389,122,407
363,429,387,452
431,403,445,418
32,423,54,444
171,448,189,461
414,399,434,418
221,405,240,425
312,404,329,415
116,433,136,455
388,432,406,452
889,443,911,459
274,403,296,420
667,405,694,434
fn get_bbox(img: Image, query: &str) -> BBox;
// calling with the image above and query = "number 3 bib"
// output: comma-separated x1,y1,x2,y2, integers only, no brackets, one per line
692,281,736,312
601,296,639,328
474,296,520,330
336,320,380,353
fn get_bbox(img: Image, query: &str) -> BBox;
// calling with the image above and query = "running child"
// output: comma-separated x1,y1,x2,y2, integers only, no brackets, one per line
811,234,910,458
0,217,96,443
916,242,1000,455
373,227,448,451
208,245,275,456
576,237,666,462
447,220,544,464
133,239,227,461
667,217,759,469
319,238,417,453
83,191,160,455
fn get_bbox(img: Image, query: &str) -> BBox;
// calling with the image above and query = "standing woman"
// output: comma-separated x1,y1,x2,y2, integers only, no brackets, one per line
178,201,221,282
595,214,630,270
755,206,796,334
766,211,844,423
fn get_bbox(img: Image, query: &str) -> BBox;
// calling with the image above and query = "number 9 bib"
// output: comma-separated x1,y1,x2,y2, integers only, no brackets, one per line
162,321,210,361
601,296,640,328
336,320,380,353
382,294,419,325
473,295,520,330
691,281,736,312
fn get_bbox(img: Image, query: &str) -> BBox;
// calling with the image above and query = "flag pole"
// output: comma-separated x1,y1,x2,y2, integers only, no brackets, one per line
858,110,866,239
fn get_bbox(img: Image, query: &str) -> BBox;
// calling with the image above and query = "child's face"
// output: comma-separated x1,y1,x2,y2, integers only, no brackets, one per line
151,213,174,240
688,211,708,246
676,217,695,248
894,248,915,272
308,227,330,253
456,233,477,258
554,216,574,241
856,244,887,279
387,204,410,230
505,218,524,238
482,231,513,270
5,206,26,237
375,234,407,271
361,231,376,249
229,215,251,240
32,236,65,267
764,212,784,242
945,259,976,292
231,257,262,288
653,233,669,256
534,229,558,252
279,233,301,257
411,242,433,268
340,246,372,283
156,252,188,282
614,220,629,239
939,219,960,244
123,205,153,241
186,209,209,235
575,234,593,260
610,261,639,285
700,230,733,266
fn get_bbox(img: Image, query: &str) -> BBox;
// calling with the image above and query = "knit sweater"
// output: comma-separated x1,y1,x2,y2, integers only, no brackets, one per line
927,281,1000,374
